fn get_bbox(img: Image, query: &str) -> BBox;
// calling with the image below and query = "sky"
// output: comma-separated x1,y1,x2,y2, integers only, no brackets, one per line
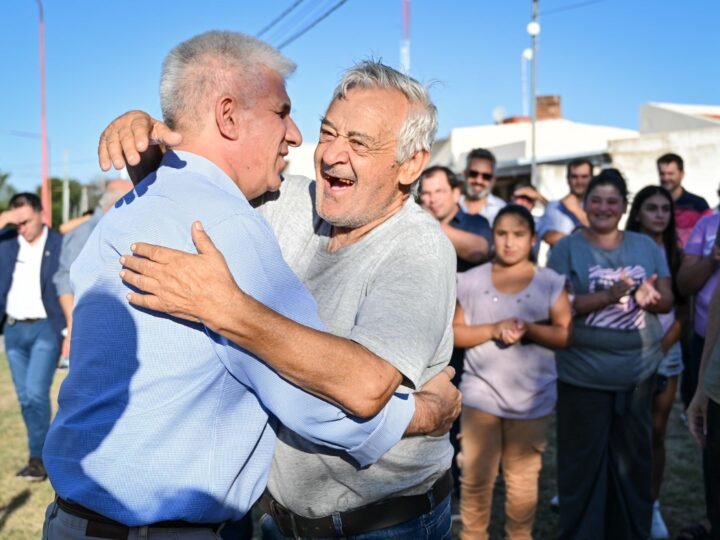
1,0,717,192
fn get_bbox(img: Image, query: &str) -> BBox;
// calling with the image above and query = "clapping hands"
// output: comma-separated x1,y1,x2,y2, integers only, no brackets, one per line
634,274,661,308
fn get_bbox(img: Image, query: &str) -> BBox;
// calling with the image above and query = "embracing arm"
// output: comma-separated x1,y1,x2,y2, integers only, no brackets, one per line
207,284,404,418
120,222,443,419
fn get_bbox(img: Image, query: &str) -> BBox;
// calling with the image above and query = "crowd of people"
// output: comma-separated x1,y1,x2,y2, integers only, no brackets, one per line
0,28,718,540
417,150,719,540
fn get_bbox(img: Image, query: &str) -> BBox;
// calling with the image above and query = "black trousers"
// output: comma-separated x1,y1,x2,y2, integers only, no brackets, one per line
556,378,654,540
681,333,705,409
706,398,720,540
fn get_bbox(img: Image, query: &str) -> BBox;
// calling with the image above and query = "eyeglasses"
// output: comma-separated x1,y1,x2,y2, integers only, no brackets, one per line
466,170,493,181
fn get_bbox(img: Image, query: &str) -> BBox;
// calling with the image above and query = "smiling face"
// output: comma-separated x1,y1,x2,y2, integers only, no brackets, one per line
230,68,301,199
658,161,684,196
314,86,417,230
419,171,460,222
464,158,495,200
493,212,535,266
636,192,672,236
585,183,626,234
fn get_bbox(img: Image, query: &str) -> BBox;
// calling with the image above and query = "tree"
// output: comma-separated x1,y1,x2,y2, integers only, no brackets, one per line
0,171,17,209
40,177,84,226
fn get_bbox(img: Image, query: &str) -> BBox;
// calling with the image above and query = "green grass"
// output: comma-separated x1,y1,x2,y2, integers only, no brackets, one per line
0,353,706,539
0,353,65,539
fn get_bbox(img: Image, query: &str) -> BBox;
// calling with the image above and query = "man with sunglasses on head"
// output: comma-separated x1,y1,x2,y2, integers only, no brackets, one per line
460,148,506,224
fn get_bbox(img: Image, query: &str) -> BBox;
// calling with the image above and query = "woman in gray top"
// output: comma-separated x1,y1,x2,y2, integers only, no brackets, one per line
547,170,674,540
454,205,572,540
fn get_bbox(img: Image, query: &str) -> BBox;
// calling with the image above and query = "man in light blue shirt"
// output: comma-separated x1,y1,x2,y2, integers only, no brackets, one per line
42,32,455,538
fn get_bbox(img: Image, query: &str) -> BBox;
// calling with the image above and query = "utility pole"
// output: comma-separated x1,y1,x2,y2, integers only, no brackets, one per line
36,0,51,225
527,0,540,186
62,149,69,223
400,0,410,74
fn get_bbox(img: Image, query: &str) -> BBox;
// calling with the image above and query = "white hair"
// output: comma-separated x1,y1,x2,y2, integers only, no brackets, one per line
333,61,437,163
160,31,296,130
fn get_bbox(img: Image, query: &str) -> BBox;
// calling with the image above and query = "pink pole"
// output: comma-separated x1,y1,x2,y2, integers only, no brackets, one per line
37,0,50,226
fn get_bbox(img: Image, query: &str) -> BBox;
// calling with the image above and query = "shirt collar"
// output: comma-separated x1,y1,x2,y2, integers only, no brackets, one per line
162,150,246,202
450,205,466,224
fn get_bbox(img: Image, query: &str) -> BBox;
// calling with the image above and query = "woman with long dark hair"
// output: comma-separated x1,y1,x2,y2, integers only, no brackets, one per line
626,185,685,539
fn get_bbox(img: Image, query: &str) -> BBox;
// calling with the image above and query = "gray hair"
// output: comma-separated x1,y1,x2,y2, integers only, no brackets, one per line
160,31,296,131
333,61,437,163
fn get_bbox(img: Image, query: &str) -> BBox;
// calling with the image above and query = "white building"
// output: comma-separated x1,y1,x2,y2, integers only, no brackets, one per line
283,99,720,208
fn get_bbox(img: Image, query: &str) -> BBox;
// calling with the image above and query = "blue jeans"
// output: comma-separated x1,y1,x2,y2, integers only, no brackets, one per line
5,319,59,458
260,494,451,540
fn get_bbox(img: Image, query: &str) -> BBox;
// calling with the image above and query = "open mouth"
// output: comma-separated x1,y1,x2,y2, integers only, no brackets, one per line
322,172,356,192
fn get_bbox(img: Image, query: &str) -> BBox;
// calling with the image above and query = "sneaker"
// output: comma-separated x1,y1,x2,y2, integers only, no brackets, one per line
550,494,559,513
651,500,669,539
16,458,47,482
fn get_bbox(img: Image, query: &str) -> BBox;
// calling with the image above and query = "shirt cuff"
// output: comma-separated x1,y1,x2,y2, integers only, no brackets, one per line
345,392,415,468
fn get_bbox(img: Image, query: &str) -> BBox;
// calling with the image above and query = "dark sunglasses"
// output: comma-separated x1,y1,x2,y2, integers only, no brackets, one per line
467,170,493,181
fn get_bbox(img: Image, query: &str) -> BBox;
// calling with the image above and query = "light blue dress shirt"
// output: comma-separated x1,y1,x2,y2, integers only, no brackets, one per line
43,151,415,526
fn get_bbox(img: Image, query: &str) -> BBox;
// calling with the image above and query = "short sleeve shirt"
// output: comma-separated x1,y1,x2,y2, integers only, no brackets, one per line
675,189,711,248
457,264,565,419
685,212,720,336
448,207,492,273
547,231,669,390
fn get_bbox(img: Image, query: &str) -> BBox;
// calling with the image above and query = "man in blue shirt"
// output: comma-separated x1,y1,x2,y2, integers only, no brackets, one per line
418,165,491,273
43,32,457,539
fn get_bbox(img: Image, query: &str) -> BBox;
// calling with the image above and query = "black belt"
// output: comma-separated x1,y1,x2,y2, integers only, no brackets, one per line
55,497,223,540
260,469,452,538
5,316,45,325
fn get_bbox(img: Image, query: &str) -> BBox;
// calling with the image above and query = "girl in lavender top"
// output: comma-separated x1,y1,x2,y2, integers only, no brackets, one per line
626,185,685,540
454,205,572,540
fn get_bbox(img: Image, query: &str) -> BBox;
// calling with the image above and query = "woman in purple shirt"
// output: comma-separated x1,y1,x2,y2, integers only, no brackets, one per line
454,205,572,540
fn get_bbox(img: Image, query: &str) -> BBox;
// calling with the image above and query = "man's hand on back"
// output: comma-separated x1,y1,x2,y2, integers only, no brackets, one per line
98,110,182,172
406,367,461,437
119,221,239,332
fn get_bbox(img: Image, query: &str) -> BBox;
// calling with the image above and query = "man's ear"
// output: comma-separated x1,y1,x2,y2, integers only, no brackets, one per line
399,150,431,187
215,95,240,140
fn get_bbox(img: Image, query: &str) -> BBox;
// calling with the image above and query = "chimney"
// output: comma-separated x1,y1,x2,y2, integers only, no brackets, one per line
536,95,561,120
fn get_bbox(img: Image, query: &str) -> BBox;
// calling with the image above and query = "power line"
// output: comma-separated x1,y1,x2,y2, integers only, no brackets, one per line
541,0,607,16
257,0,307,38
263,0,332,45
277,0,349,50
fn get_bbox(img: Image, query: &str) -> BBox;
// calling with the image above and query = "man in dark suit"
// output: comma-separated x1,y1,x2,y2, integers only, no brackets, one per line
0,192,64,481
